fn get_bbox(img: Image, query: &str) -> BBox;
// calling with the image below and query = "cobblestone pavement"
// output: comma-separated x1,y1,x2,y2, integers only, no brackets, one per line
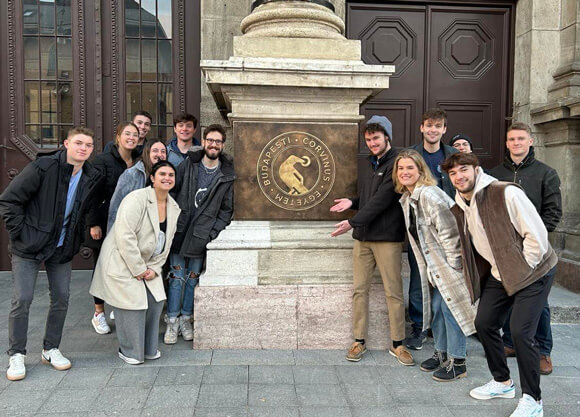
0,271,578,416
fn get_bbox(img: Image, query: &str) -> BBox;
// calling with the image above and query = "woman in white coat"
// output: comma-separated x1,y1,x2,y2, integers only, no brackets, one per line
393,149,476,382
90,160,180,364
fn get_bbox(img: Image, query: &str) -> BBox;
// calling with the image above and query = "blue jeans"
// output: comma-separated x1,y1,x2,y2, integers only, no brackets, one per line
9,251,72,356
407,245,423,332
432,287,467,359
502,301,553,356
166,254,202,318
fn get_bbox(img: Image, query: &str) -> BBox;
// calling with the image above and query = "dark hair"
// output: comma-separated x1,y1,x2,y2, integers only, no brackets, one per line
203,124,227,142
131,110,153,123
363,123,389,139
507,121,532,136
422,108,447,126
115,121,139,146
441,152,480,173
67,126,94,141
173,113,198,128
150,160,176,182
141,139,167,176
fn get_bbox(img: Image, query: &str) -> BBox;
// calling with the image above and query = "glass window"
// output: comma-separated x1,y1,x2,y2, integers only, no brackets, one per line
125,0,173,140
23,0,73,148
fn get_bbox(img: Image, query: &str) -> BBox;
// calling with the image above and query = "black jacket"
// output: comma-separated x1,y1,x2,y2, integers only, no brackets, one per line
0,150,102,262
489,147,562,232
408,142,458,198
86,145,135,245
348,147,405,242
171,149,235,257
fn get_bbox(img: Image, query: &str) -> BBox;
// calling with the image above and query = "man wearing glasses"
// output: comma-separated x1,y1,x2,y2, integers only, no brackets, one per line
164,124,236,345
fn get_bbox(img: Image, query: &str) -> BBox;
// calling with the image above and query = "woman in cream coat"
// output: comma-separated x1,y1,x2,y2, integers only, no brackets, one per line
90,160,180,364
393,149,476,382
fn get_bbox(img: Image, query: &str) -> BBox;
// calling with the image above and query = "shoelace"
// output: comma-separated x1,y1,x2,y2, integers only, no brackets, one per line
445,357,455,373
47,349,65,361
97,314,107,326
515,396,539,413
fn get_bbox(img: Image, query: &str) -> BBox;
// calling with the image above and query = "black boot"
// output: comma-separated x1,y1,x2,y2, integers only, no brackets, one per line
432,358,467,382
420,351,447,372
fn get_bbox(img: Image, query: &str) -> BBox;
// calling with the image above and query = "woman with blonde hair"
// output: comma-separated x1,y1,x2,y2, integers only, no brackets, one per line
393,149,476,381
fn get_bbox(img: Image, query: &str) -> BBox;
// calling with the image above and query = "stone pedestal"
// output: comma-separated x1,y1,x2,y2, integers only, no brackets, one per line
197,0,396,348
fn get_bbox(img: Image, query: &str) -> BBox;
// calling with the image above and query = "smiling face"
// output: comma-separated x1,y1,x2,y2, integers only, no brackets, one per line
150,165,175,192
149,142,167,165
133,115,152,140
452,139,472,153
116,125,139,151
420,118,447,146
364,130,390,159
506,129,533,160
202,130,224,160
64,134,94,164
174,121,195,143
396,157,421,191
448,164,477,197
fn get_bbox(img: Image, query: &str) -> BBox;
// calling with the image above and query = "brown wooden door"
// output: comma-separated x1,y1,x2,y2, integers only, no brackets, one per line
347,1,514,167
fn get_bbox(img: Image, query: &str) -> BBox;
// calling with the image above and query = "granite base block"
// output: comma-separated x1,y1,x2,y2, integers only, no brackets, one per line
193,284,392,350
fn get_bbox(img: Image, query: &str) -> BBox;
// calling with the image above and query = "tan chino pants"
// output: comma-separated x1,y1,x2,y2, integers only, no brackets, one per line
352,240,406,342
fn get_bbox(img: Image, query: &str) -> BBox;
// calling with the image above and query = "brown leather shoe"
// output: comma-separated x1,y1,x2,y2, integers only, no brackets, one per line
540,355,553,375
504,346,516,357
389,345,415,366
346,342,367,362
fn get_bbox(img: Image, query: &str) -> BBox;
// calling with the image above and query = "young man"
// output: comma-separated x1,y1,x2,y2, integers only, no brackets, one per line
489,122,562,375
0,127,103,381
164,124,235,344
449,133,473,153
442,152,557,417
330,115,412,366
406,108,458,349
104,110,152,153
167,113,200,167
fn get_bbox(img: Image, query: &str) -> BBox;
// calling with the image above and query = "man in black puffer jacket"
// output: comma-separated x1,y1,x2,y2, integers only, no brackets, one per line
489,121,562,376
331,115,411,366
0,127,102,381
164,124,235,345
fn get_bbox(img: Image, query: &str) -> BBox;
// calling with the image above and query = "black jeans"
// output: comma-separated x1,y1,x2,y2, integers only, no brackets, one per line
8,250,72,356
474,267,555,401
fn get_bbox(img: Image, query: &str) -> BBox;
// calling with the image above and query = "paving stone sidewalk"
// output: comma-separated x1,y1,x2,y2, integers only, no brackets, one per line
0,271,578,417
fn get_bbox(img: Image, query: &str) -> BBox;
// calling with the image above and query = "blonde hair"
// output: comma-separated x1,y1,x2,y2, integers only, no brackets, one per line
393,149,438,194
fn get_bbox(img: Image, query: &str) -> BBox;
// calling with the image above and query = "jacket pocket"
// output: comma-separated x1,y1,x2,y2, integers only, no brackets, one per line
16,218,53,253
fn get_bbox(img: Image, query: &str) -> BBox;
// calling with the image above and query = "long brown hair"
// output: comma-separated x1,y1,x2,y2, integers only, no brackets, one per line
392,149,437,194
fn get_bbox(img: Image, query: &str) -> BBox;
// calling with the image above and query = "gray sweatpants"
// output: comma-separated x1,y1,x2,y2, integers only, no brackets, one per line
113,287,164,362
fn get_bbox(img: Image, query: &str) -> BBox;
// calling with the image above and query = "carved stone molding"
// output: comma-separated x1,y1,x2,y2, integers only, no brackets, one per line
111,1,120,128
177,0,186,113
77,0,87,125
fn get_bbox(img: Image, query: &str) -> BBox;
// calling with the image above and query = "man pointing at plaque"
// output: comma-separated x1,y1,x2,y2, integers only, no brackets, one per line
330,116,413,366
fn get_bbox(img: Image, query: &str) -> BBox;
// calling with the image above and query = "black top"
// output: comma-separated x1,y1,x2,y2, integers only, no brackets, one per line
160,220,167,234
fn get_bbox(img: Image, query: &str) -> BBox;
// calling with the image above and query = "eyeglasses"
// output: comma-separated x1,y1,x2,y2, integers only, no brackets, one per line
204,138,224,145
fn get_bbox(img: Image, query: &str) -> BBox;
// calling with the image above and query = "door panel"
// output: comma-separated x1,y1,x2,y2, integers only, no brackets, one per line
347,1,513,168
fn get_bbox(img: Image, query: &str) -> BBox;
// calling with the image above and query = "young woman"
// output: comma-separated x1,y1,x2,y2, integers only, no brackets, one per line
393,149,476,381
89,161,180,364
87,121,139,334
107,139,167,231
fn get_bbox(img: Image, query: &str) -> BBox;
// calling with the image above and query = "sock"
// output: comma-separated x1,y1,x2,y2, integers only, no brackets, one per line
453,358,465,365
355,338,365,345
392,340,402,349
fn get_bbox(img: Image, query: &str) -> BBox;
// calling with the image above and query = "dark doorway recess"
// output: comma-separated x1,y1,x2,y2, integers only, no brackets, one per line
347,0,516,168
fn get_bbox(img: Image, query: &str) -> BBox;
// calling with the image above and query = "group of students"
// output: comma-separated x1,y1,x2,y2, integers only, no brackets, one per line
0,110,235,378
331,109,561,417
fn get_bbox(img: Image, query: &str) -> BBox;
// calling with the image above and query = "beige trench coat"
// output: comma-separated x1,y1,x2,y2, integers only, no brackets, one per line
400,185,476,336
90,187,181,310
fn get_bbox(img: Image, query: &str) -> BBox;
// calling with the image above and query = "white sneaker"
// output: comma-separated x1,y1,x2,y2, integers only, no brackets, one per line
118,350,143,365
470,379,516,400
6,353,26,381
164,317,179,345
92,312,111,334
41,348,71,371
509,394,543,417
180,315,193,341
145,350,161,360
109,310,115,320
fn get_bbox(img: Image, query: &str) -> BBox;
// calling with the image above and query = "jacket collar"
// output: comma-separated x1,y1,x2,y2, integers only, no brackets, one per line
454,167,497,211
503,146,536,169
186,148,235,176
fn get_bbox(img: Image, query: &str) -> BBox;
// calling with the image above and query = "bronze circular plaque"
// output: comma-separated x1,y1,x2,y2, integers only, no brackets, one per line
257,131,336,211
